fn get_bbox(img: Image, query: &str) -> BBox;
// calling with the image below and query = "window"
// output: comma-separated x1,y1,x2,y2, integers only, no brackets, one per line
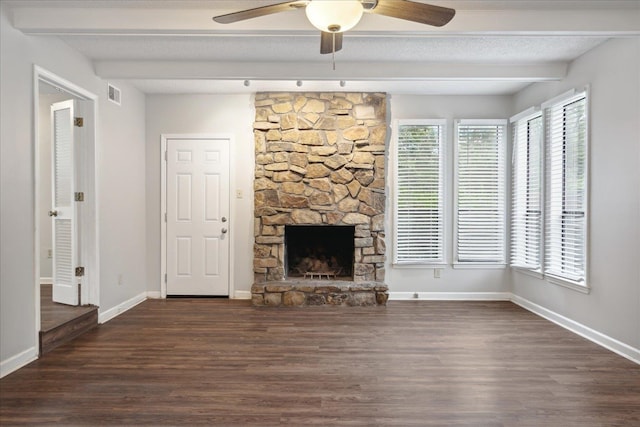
394,120,445,264
510,111,543,272
455,120,507,266
544,91,588,286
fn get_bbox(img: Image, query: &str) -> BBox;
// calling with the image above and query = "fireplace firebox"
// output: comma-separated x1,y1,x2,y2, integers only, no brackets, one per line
285,225,354,280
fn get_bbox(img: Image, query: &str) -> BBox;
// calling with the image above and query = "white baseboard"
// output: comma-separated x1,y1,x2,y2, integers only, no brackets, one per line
511,294,640,365
39,277,52,285
0,346,38,379
390,292,512,301
146,291,162,299
233,290,252,300
98,292,147,324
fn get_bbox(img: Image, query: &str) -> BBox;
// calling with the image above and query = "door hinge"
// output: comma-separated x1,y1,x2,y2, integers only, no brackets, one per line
75,266,85,277
164,212,167,222
74,117,84,127
164,273,167,283
164,151,167,161
75,192,85,202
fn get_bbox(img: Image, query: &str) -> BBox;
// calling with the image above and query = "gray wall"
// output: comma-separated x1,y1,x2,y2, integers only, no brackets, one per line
1,3,147,374
386,94,513,294
144,93,514,297
145,94,255,297
511,37,640,350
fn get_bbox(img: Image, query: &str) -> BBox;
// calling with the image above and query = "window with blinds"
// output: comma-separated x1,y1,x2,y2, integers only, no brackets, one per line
544,92,588,285
394,121,445,264
510,112,543,271
455,120,507,265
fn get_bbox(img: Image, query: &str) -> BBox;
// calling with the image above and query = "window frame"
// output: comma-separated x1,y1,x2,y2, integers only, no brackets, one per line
541,88,590,292
453,119,508,269
510,108,544,277
392,119,447,266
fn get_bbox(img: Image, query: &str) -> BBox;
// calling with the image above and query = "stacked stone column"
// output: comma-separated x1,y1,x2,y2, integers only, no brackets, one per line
253,92,387,286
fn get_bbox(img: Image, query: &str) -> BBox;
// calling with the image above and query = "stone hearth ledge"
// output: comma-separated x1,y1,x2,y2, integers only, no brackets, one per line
251,281,389,307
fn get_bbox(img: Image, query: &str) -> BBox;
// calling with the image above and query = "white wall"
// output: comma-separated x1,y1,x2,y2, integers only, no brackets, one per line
386,95,513,295
511,37,640,349
98,82,147,311
0,3,147,375
145,94,255,297
145,94,513,297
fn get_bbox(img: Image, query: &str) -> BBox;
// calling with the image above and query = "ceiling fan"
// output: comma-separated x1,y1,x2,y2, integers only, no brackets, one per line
213,0,456,55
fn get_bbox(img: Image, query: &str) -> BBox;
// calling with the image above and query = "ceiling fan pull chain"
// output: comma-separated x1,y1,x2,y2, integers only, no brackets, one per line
332,32,336,71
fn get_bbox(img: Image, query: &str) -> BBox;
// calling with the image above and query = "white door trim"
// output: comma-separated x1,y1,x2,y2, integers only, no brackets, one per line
160,134,235,298
33,66,100,347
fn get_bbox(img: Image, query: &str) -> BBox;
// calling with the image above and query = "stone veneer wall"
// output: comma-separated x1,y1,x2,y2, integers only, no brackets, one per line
253,92,387,284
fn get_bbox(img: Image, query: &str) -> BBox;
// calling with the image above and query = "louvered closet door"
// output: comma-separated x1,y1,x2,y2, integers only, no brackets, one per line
51,100,79,306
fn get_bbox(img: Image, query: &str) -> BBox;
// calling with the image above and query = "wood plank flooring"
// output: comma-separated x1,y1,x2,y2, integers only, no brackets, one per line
40,284,98,354
40,284,97,331
1,299,639,426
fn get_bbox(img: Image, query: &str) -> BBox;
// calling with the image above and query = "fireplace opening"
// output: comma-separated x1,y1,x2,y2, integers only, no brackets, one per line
285,225,355,280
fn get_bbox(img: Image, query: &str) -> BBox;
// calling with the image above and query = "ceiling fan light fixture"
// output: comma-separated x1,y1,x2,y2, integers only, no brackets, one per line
305,0,364,33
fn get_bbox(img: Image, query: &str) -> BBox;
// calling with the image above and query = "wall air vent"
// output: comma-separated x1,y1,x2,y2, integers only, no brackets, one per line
107,83,121,106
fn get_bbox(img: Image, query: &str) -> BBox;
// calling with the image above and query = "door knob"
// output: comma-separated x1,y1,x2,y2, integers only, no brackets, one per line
221,228,228,234
221,216,227,223
48,210,58,217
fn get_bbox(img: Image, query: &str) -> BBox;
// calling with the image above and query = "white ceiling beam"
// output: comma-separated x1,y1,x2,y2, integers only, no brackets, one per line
11,7,640,36
95,60,567,81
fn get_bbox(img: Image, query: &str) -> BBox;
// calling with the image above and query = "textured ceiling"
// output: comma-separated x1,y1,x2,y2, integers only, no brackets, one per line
59,35,607,63
7,0,639,95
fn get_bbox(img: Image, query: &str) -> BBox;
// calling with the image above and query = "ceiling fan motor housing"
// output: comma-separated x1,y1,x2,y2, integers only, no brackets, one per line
305,0,365,33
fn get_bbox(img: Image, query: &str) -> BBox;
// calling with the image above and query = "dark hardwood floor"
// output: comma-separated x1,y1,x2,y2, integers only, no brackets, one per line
2,299,639,426
40,284,98,354
40,284,96,331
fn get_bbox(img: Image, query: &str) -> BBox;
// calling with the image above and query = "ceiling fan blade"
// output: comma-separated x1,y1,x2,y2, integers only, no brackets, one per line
320,32,343,54
213,1,307,24
368,0,456,27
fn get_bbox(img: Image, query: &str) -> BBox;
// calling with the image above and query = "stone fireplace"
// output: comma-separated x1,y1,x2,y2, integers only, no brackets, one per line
251,92,389,306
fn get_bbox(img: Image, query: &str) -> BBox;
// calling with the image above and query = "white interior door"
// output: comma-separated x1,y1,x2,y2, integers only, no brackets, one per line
166,138,230,296
51,100,80,305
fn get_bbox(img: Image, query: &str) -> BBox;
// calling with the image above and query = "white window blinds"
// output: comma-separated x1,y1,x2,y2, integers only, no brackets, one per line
510,113,543,271
544,93,588,284
394,121,445,264
455,120,507,264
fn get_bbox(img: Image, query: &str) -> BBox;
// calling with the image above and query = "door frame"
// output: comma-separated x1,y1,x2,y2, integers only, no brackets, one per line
33,66,100,342
160,134,235,298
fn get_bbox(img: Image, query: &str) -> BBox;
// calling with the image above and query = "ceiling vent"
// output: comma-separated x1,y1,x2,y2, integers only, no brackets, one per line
107,83,121,106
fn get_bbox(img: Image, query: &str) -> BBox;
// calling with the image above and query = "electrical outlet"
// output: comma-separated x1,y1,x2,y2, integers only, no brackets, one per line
236,189,243,199
47,249,53,259
434,268,441,279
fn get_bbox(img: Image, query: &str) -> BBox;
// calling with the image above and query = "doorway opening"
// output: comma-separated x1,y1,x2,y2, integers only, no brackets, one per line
34,66,99,354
